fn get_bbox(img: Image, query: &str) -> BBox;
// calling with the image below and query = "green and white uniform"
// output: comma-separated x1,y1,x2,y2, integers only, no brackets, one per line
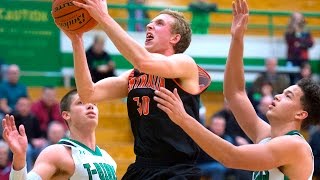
252,130,313,180
58,138,117,180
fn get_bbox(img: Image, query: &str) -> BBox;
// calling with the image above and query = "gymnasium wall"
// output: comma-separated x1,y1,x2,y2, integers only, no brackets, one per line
0,0,319,90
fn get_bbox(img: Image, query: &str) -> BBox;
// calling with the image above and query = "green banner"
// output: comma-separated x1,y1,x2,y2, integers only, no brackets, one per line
0,1,60,71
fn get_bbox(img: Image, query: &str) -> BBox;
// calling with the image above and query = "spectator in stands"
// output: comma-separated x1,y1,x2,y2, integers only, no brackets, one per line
86,34,115,82
0,64,28,117
293,61,319,84
248,80,273,111
308,125,320,179
0,140,11,179
256,95,273,123
127,0,149,32
251,57,290,95
285,12,314,68
196,115,233,180
46,121,66,146
31,86,65,137
189,0,217,34
213,102,252,180
214,101,251,145
13,97,45,171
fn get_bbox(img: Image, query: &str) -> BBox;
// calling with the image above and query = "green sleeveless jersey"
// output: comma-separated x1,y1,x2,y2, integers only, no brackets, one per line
58,138,117,180
252,130,313,180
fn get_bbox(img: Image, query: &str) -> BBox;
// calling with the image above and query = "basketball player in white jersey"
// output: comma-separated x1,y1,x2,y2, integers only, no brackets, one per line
153,0,320,179
3,89,117,180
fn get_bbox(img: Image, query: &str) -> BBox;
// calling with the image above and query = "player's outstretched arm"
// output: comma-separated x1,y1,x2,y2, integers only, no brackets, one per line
223,0,270,143
154,87,311,174
73,0,198,80
71,37,130,103
54,25,130,103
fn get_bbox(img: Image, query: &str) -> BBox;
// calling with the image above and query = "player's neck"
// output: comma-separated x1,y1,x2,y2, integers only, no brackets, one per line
270,121,300,138
69,131,96,150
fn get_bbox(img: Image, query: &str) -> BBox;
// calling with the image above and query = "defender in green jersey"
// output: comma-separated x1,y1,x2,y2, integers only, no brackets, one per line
153,0,320,179
3,89,117,179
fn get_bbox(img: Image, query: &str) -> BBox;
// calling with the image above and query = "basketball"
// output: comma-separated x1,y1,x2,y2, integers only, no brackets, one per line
52,0,98,33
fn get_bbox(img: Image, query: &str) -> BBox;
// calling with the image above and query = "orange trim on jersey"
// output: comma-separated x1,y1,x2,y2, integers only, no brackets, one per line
172,65,211,95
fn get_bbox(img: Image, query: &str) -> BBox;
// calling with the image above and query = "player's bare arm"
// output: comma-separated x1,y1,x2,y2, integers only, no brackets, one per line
154,87,312,179
73,0,198,80
31,145,75,179
224,0,270,143
3,115,72,179
61,28,130,103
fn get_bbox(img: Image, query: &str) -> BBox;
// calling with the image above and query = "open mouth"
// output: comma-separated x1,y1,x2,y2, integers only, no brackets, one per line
146,32,154,42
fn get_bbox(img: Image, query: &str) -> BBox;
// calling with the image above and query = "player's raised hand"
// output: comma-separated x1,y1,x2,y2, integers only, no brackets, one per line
2,114,28,157
154,88,188,125
73,0,109,24
231,0,249,40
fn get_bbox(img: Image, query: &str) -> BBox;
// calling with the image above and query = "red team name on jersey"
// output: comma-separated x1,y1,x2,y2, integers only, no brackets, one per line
128,73,165,92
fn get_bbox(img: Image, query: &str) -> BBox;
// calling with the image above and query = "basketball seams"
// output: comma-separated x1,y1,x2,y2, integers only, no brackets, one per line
53,8,83,19
52,0,97,33
70,17,94,32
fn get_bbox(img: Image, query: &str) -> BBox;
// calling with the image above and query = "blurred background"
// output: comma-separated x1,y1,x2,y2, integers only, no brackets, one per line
0,0,319,179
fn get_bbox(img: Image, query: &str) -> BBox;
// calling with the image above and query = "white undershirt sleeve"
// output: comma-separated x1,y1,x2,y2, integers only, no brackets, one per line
10,165,42,180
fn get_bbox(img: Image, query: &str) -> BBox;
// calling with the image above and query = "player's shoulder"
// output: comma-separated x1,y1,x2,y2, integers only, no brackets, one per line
171,53,195,62
271,134,310,152
40,144,71,157
37,144,74,167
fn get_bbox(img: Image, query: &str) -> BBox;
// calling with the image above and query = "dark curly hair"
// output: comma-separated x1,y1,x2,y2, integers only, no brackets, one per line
296,78,320,127
159,9,191,54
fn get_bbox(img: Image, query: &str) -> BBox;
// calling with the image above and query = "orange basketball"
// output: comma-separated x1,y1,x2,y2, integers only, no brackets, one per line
52,0,98,33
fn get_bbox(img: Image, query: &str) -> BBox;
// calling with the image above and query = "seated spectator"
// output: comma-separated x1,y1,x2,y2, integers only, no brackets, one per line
127,0,149,32
13,97,45,171
0,64,28,117
248,80,273,110
251,57,290,95
196,115,233,180
214,101,251,145
293,61,319,84
86,34,116,82
213,102,252,180
31,86,66,136
46,121,67,146
189,0,217,34
256,95,273,123
308,125,320,179
0,140,11,179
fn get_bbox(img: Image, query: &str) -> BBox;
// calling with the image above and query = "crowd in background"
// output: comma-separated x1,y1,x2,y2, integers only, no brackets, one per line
0,2,318,180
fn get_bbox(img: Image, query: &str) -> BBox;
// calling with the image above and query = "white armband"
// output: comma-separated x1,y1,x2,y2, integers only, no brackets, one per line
10,165,27,180
10,165,42,180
